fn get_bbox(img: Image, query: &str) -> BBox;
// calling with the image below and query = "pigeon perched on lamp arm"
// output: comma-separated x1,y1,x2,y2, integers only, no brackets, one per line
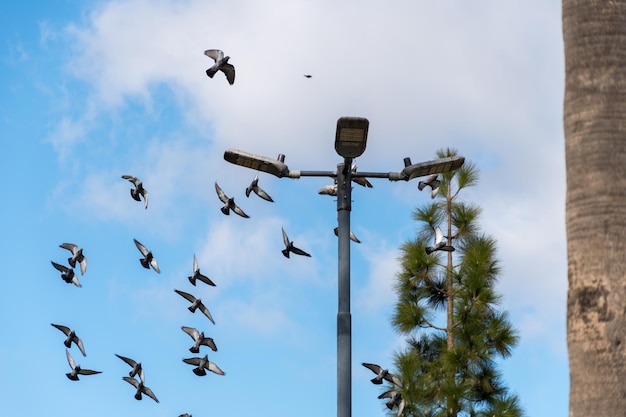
204,49,235,85
59,243,87,275
121,175,148,209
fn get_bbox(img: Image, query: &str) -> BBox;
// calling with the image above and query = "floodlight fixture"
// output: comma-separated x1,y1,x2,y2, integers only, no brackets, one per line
400,155,465,181
335,117,369,158
224,149,291,178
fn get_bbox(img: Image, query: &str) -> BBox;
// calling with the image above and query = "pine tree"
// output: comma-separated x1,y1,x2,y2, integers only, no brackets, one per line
386,148,523,417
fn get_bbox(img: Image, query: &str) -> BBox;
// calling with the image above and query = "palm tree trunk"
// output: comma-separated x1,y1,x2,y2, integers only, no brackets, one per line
564,1,626,416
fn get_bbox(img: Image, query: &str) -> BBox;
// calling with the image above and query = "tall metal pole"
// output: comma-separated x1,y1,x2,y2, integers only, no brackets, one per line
336,160,352,417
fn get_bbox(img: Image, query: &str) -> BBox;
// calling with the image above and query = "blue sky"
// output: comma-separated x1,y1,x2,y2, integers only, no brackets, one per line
0,1,565,416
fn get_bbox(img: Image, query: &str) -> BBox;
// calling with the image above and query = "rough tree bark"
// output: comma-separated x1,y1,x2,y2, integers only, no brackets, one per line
564,1,626,416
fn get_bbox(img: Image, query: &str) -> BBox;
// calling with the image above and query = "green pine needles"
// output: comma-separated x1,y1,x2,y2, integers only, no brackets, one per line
389,148,523,417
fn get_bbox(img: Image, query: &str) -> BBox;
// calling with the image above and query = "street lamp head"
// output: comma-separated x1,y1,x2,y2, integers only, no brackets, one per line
335,117,369,158
400,156,465,180
223,149,290,178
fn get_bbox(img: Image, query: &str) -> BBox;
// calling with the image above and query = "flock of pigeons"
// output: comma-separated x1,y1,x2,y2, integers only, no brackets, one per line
47,49,451,416
48,174,230,417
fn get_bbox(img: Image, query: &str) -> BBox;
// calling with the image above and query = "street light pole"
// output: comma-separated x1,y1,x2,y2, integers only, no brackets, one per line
223,117,464,417
336,160,352,417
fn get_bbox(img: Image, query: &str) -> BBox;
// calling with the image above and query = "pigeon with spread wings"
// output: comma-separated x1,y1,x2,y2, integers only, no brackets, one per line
51,261,81,287
65,349,101,381
281,227,311,258
51,324,86,356
188,254,215,287
122,175,148,209
59,243,87,275
175,289,215,324
183,354,225,376
204,49,235,85
215,182,249,218
133,239,160,273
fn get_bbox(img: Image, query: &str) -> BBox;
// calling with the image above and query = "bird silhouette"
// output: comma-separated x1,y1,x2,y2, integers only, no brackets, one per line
133,239,160,273
281,227,311,258
181,326,218,353
188,254,216,287
115,354,144,382
204,49,235,85
182,354,225,376
418,174,440,198
59,243,87,275
215,182,249,218
123,376,159,403
303,74,312,78
51,261,81,287
122,175,148,209
65,349,101,381
361,362,403,387
245,174,274,202
51,324,86,356
175,289,215,324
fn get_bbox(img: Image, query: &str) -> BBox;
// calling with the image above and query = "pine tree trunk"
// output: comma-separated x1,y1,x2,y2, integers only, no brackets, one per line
564,1,626,416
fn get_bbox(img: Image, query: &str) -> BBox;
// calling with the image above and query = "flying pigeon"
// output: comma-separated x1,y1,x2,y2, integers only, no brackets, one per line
123,376,159,403
175,289,215,324
133,239,160,273
361,362,403,387
378,390,405,416
115,354,144,382
245,174,274,202
181,326,218,353
51,261,81,287
182,354,225,376
59,243,87,275
333,227,361,244
303,74,312,78
418,174,440,198
65,349,101,381
122,175,148,209
318,184,337,196
188,254,215,287
204,49,235,85
51,324,86,356
425,226,446,255
215,182,249,218
281,227,311,258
